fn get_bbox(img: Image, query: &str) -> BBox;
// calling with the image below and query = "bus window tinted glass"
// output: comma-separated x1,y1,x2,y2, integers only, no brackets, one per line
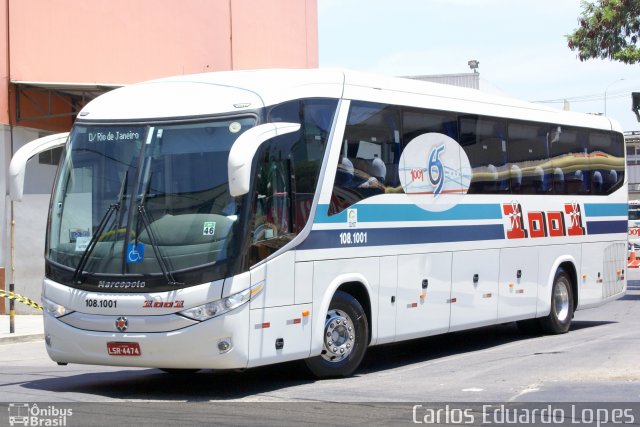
507,122,549,194
268,99,338,232
249,98,338,264
403,110,458,142
589,131,625,195
329,102,400,215
459,117,507,194
549,127,588,194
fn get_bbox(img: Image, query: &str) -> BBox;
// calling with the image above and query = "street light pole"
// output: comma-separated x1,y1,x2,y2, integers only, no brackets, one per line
604,78,624,116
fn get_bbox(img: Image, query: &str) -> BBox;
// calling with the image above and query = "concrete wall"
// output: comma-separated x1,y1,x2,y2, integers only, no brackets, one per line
0,125,9,314
16,128,59,195
3,127,58,314
11,194,49,314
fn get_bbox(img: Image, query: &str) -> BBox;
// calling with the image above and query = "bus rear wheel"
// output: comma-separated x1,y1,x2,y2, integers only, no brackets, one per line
305,290,369,378
539,267,574,334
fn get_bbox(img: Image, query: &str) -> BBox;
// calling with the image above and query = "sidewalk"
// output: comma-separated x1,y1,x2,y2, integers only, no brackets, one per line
0,315,44,344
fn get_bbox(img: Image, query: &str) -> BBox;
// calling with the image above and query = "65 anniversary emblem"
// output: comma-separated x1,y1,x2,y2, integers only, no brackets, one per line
399,132,472,212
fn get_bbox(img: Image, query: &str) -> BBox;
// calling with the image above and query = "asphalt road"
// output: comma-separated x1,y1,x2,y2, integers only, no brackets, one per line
0,279,638,425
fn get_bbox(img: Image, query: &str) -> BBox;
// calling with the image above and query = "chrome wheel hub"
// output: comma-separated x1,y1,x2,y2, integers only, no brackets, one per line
553,279,570,322
321,309,355,362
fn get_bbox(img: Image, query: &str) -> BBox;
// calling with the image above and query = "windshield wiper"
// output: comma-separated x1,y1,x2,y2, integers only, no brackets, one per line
72,170,129,284
136,175,182,286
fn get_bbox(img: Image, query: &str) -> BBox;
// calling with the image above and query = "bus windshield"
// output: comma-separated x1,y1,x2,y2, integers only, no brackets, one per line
47,117,256,288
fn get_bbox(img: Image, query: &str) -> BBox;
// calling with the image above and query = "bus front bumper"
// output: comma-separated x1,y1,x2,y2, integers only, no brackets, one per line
43,304,250,370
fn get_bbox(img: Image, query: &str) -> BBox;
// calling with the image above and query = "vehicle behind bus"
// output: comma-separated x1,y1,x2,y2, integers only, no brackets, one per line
629,200,640,251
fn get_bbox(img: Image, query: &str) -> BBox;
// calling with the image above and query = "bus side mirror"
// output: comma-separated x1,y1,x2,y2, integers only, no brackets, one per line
632,92,640,122
9,132,69,202
227,122,300,197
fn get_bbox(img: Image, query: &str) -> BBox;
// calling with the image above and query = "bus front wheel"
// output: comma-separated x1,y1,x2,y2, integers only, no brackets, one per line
539,267,574,334
305,290,369,378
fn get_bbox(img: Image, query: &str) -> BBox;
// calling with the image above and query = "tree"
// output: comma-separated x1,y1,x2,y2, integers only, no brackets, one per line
567,0,640,64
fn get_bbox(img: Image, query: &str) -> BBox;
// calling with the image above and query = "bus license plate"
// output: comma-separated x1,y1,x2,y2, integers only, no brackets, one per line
107,342,141,356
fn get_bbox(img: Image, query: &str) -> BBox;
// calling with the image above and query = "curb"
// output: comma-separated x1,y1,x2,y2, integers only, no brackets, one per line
0,334,44,345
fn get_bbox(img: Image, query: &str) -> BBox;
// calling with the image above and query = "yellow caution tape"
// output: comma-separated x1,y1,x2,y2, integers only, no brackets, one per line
0,290,43,311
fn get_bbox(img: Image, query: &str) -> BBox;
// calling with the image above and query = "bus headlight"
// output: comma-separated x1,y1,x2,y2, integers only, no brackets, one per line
179,282,263,321
42,297,73,318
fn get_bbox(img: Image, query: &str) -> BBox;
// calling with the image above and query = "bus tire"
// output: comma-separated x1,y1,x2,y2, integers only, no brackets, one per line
305,290,369,378
539,267,574,334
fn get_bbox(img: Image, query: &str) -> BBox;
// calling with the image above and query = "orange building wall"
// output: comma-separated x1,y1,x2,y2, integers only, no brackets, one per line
8,0,317,84
231,0,318,70
0,2,8,125
2,0,318,128
9,0,234,84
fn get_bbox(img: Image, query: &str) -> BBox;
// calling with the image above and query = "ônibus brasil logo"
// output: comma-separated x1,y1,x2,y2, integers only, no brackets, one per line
399,132,471,212
7,403,73,426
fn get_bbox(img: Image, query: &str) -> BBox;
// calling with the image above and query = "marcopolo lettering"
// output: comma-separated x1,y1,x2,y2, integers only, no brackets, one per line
98,280,146,289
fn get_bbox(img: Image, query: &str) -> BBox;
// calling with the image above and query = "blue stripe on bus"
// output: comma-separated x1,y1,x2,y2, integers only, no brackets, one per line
313,203,502,224
584,203,627,217
297,224,505,250
586,220,628,235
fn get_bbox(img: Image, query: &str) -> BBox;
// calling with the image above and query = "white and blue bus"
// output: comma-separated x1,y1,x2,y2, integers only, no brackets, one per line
11,69,627,377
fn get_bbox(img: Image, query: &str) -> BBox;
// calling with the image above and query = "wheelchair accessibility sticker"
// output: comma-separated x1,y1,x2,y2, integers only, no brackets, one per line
127,243,144,263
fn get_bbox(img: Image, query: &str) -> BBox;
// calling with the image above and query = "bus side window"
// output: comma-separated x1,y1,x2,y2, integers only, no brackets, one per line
250,98,340,264
549,126,589,195
459,117,507,194
269,98,338,232
506,122,549,194
589,131,625,195
249,138,294,265
402,109,458,143
329,102,400,215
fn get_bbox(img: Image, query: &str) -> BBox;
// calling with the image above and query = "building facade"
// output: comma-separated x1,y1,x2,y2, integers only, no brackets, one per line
1,0,318,313
626,131,640,200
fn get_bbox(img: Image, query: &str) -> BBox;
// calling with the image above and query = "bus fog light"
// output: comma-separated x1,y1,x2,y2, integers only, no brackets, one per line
45,334,52,347
217,338,232,354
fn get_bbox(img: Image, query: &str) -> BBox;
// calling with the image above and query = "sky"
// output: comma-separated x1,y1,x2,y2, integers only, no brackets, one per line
318,0,640,132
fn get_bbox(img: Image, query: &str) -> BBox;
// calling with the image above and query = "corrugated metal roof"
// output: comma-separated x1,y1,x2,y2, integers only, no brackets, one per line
404,73,480,90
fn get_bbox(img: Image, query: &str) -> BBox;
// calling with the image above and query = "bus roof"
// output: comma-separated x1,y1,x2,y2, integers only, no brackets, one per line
78,68,620,132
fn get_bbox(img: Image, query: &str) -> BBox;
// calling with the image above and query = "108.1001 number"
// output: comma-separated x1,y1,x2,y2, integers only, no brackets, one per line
86,299,117,308
339,231,368,245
